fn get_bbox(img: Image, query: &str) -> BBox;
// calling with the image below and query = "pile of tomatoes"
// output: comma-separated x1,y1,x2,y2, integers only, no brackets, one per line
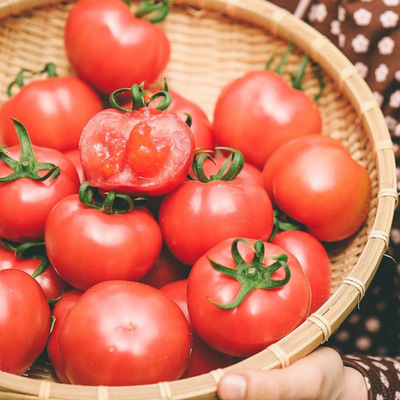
0,0,371,387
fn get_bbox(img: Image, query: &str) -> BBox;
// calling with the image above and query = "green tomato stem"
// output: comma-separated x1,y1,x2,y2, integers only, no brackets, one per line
0,119,60,182
208,238,291,310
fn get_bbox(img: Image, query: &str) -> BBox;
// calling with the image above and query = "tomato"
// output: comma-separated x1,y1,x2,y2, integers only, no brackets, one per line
187,238,311,357
45,183,163,291
0,63,103,152
0,120,80,242
271,230,331,313
59,280,192,385
0,240,69,300
64,0,171,94
262,135,371,242
160,279,235,378
212,69,322,168
0,269,51,375
79,84,195,196
159,149,274,265
47,289,83,383
139,245,189,288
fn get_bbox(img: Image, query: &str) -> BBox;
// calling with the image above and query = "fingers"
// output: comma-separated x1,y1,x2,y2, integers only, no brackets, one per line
216,347,367,400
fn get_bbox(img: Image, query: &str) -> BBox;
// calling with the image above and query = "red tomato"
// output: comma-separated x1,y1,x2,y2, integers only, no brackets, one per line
159,150,274,265
45,185,163,291
187,238,311,357
64,0,171,94
59,280,192,385
139,245,189,288
0,240,69,300
47,289,83,383
212,70,322,168
79,99,195,196
0,120,80,242
160,279,235,378
262,135,371,242
0,269,51,375
271,230,331,313
0,66,103,152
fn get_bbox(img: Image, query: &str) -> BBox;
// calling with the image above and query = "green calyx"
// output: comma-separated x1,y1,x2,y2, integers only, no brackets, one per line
78,181,148,215
109,80,172,113
0,119,60,183
134,0,171,23
1,238,50,279
189,147,244,183
265,41,324,101
208,238,291,310
7,62,58,97
268,208,305,241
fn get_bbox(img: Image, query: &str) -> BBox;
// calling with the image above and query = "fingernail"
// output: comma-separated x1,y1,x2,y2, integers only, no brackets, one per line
219,374,247,400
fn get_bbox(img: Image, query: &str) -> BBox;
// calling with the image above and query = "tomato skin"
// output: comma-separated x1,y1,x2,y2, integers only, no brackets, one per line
187,238,311,357
0,244,69,300
0,269,51,375
59,280,192,386
0,146,80,242
159,178,274,265
212,70,322,168
79,107,195,196
64,0,170,94
63,148,85,184
45,194,163,291
262,135,371,242
271,230,331,313
0,76,103,152
47,289,83,383
160,279,235,378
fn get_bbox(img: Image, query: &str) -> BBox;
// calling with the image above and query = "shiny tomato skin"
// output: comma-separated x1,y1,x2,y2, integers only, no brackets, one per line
271,230,331,313
187,238,311,358
0,76,103,152
79,107,195,196
212,70,322,168
64,0,170,94
160,279,235,378
45,194,163,291
0,269,51,375
47,289,83,383
159,178,274,265
0,146,80,242
0,245,69,300
59,280,192,386
262,135,371,242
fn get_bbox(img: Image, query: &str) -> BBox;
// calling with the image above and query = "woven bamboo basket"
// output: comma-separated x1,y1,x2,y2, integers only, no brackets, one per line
0,0,397,399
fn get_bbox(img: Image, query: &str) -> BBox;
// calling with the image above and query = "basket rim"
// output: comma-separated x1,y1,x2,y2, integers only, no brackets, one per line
0,0,397,399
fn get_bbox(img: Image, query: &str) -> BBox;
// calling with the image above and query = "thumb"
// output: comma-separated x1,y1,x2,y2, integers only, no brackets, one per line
216,347,365,400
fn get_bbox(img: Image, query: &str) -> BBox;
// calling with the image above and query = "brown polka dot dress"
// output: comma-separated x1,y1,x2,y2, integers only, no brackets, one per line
268,1,400,398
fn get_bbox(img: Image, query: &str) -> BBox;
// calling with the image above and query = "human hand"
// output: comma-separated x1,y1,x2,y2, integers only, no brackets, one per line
217,347,368,400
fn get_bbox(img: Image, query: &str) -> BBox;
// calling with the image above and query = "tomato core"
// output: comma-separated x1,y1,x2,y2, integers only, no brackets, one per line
126,122,170,178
